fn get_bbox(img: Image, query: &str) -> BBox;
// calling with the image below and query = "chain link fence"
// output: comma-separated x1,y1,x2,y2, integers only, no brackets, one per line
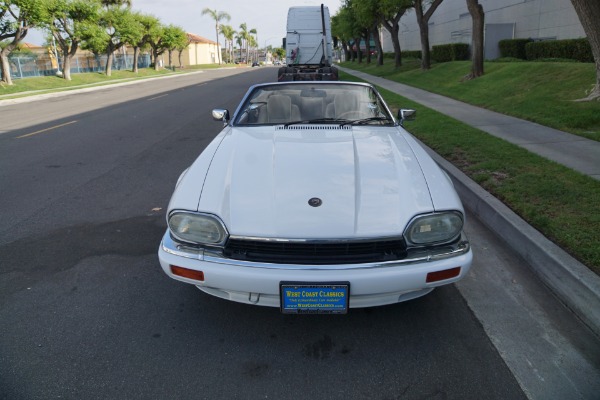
1,53,151,80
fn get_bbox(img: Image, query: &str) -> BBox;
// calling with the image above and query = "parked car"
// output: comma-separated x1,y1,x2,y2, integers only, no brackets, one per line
158,81,473,314
252,61,260,67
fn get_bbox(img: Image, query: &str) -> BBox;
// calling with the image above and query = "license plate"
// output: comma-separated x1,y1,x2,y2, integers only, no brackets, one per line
280,282,350,314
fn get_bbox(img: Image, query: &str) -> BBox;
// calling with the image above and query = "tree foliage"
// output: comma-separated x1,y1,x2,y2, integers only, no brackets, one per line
332,2,360,62
353,0,383,65
162,24,187,68
43,0,100,80
341,0,412,67
1,0,49,84
78,5,141,76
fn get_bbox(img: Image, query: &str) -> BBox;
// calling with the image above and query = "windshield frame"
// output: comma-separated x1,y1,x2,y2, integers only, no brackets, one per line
230,81,397,127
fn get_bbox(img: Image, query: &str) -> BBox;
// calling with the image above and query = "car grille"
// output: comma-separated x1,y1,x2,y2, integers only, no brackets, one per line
223,238,408,265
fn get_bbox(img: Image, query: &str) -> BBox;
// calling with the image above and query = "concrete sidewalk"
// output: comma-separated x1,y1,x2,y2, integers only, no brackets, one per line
339,67,600,337
340,67,600,181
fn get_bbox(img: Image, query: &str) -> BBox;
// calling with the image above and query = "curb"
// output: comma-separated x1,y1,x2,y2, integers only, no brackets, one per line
418,138,600,337
0,70,206,106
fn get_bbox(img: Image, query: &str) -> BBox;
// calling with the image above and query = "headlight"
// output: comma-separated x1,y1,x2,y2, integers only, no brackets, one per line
404,212,463,246
168,212,228,246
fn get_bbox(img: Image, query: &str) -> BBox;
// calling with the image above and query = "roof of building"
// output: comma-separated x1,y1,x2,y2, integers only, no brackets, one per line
186,33,217,45
21,42,45,50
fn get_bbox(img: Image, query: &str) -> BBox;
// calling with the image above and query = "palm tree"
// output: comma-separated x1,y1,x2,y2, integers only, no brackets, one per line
238,23,249,63
248,34,259,64
220,24,235,64
235,33,243,63
202,8,231,64
248,28,257,63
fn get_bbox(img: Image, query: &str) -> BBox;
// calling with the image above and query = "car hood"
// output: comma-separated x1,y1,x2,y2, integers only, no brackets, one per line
172,126,454,239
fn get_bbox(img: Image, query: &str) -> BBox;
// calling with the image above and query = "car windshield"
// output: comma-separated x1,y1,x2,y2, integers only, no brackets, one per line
234,83,394,126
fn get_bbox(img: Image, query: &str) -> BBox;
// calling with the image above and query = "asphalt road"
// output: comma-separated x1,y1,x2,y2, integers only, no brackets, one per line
0,67,594,399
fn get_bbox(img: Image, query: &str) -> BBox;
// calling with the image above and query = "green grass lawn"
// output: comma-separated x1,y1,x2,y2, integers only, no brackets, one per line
340,59,600,141
0,64,237,98
341,69,600,273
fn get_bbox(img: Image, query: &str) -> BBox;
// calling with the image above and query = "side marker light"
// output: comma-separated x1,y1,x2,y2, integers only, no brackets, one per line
170,265,204,281
426,267,461,283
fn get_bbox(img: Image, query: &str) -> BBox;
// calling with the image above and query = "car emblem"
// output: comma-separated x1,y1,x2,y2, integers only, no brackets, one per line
308,197,322,207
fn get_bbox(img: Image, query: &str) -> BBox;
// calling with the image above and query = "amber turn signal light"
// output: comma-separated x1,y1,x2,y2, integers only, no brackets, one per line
426,267,461,283
170,265,204,281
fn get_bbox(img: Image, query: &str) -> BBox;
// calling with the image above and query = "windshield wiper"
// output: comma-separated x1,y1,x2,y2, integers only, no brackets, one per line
283,118,351,127
339,117,394,126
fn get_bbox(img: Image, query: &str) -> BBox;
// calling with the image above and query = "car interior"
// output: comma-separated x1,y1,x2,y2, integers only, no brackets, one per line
236,84,391,125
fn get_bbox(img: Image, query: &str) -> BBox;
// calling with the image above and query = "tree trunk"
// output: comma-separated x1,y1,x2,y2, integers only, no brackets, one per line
390,25,402,68
153,48,160,71
381,14,404,68
364,30,372,64
105,51,113,76
372,25,384,66
62,55,71,80
132,47,139,73
342,42,350,61
61,40,78,81
466,0,485,78
0,50,13,85
570,0,600,101
417,20,431,69
0,28,28,85
354,37,363,63
415,0,444,70
215,27,221,64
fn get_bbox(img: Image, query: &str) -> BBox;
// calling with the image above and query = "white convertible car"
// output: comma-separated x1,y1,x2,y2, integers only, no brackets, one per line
158,81,472,314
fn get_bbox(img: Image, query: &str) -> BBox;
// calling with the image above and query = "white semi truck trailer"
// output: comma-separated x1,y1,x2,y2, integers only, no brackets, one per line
278,4,338,81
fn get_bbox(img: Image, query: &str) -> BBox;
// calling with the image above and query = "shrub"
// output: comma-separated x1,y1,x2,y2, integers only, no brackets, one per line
525,38,593,62
431,43,470,62
499,38,532,59
491,57,527,63
402,50,422,59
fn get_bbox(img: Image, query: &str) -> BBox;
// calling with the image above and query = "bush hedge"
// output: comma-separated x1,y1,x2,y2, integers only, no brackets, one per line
383,50,422,59
402,50,422,59
499,38,532,59
525,38,593,62
431,43,470,62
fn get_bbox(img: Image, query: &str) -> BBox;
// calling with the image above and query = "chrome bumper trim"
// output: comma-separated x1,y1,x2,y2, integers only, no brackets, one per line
161,231,471,270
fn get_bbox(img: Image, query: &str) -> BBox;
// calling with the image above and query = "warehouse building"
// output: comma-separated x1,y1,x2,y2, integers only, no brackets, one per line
381,0,585,59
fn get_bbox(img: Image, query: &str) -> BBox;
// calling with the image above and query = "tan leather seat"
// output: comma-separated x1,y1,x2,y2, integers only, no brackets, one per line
267,95,300,123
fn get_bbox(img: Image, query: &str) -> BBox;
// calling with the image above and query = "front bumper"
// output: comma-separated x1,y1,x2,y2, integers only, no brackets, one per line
158,231,473,308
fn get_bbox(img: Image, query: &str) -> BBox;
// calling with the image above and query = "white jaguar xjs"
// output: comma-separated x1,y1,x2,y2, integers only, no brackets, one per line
158,81,473,314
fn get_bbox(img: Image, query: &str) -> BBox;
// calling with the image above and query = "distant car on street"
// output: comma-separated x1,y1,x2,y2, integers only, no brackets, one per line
158,81,473,314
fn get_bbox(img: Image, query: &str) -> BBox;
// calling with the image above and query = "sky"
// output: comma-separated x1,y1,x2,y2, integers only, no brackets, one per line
26,0,343,48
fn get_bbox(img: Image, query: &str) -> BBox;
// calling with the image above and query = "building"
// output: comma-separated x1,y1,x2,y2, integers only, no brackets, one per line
177,33,222,66
381,0,585,59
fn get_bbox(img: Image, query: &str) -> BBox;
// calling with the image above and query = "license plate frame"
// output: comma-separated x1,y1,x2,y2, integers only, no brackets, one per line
280,282,350,314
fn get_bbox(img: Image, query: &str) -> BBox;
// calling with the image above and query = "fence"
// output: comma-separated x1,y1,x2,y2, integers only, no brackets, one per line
1,53,151,80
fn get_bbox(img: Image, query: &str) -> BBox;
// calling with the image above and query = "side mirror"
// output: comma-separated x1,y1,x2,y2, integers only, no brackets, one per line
398,109,416,126
212,109,230,125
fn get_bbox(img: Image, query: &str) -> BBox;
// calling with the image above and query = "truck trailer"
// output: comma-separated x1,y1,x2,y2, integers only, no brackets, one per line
278,4,338,81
